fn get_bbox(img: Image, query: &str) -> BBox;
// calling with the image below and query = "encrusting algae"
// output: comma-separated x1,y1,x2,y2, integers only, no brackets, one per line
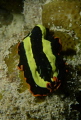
5,44,28,93
42,0,81,58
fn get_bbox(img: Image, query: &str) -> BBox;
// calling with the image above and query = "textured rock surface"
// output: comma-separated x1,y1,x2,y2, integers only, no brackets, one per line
0,0,81,120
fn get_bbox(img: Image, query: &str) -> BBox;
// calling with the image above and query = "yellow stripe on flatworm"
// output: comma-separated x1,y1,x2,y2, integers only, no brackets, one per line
23,34,58,88
42,38,58,78
37,24,58,78
23,37,49,88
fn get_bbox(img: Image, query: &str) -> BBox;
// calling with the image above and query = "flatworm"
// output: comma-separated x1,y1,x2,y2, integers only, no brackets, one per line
18,24,66,96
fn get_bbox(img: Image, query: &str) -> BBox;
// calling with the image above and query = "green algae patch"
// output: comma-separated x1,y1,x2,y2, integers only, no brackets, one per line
54,31,77,56
34,96,46,103
42,0,81,58
42,0,81,39
4,44,28,93
17,70,29,93
0,93,3,100
5,44,18,73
